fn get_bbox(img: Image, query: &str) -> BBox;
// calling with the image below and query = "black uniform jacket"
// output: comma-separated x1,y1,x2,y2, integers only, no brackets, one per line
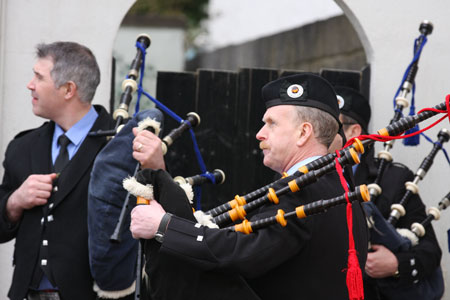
354,149,442,297
159,170,368,300
0,105,113,300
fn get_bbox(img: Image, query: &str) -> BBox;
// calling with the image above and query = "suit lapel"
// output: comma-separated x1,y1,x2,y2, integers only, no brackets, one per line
52,106,112,208
30,122,53,175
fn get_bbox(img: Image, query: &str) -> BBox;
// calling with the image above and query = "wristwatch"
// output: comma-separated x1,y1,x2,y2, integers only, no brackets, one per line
155,213,172,243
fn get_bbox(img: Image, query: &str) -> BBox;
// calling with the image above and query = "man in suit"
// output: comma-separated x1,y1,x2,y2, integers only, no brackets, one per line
129,73,368,299
0,41,113,300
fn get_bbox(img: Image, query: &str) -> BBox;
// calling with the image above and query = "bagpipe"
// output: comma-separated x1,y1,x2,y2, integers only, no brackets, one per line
87,34,224,299
89,34,152,138
109,111,201,244
230,184,370,234
356,21,449,300
204,138,364,219
123,93,450,232
368,20,433,203
411,190,450,238
186,97,449,230
122,92,449,300
388,128,449,225
209,145,363,227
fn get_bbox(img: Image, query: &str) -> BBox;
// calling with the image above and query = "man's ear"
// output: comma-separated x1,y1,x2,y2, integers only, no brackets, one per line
297,122,313,147
63,81,77,100
346,124,362,140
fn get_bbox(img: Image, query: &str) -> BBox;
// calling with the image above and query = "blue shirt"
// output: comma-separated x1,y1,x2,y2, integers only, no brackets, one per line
51,106,98,163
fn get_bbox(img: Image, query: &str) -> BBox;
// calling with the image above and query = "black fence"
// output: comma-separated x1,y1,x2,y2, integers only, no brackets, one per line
155,67,369,210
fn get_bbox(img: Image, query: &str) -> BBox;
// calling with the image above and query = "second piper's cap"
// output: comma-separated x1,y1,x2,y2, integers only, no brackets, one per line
334,86,371,132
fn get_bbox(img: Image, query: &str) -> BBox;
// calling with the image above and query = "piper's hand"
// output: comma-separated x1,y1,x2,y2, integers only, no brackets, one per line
365,244,399,278
132,127,166,170
6,173,58,222
130,199,166,239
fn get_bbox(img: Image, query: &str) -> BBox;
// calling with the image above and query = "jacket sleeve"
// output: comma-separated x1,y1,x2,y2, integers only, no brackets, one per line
159,192,313,278
381,163,442,284
0,143,21,242
395,193,442,284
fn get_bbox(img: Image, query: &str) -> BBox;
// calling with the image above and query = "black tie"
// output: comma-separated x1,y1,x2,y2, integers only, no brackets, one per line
54,134,71,173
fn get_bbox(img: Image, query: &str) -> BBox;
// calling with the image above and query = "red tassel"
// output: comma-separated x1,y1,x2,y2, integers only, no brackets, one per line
346,248,364,300
334,151,364,300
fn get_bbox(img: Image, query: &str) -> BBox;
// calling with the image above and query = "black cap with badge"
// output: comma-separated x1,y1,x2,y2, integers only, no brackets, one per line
262,73,340,123
334,86,371,133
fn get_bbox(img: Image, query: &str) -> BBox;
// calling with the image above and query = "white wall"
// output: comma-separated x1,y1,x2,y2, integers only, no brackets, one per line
337,0,450,296
0,0,136,295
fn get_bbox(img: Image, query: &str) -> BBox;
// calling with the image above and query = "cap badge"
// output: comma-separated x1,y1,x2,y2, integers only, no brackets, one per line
287,84,304,98
337,95,345,109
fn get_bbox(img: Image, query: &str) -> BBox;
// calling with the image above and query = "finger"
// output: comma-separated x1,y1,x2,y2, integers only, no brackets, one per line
49,173,59,181
34,181,55,193
34,197,49,206
132,151,143,165
35,190,52,199
130,226,139,239
370,244,380,251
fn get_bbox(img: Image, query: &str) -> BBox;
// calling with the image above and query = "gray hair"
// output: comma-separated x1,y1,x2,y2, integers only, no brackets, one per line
36,41,100,103
294,106,339,148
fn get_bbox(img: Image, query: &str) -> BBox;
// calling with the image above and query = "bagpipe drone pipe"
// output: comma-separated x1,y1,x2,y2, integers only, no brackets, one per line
368,20,433,204
388,128,449,226
88,33,159,298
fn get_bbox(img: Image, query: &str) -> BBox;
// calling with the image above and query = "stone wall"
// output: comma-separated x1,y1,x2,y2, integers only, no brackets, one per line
187,15,366,72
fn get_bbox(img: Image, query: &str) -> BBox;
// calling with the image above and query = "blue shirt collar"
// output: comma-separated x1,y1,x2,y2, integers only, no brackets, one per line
52,106,98,161
286,156,322,175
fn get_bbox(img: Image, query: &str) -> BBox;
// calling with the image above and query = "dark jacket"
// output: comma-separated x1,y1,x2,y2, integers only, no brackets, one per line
0,105,113,300
156,170,368,299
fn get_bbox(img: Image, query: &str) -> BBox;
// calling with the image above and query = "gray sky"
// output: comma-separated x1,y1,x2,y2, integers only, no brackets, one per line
201,0,343,50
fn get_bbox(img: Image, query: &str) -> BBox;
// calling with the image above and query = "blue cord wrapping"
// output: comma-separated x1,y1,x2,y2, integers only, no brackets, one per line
129,41,211,209
392,35,428,110
391,34,428,146
420,133,450,165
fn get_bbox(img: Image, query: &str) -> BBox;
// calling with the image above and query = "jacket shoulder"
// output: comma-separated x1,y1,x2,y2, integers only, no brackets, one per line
12,122,50,140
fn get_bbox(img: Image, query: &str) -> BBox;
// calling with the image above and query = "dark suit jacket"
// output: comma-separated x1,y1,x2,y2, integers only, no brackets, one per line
0,105,113,300
159,171,368,300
